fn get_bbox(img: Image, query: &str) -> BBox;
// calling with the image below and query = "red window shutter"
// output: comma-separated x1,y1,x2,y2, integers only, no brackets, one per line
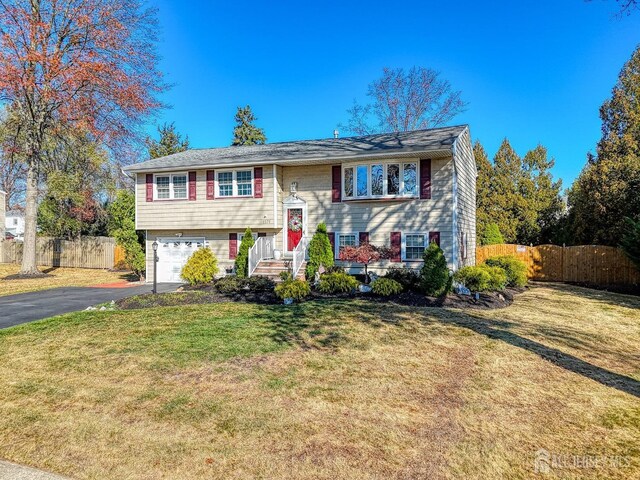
206,170,215,199
146,174,153,202
429,231,440,247
229,233,237,259
331,166,341,203
420,159,432,199
359,232,369,245
188,171,197,200
254,167,263,198
327,232,336,259
390,232,401,262
258,232,266,237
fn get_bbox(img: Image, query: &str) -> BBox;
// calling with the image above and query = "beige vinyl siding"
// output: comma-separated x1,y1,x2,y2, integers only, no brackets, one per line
453,128,477,267
136,168,277,231
279,157,457,270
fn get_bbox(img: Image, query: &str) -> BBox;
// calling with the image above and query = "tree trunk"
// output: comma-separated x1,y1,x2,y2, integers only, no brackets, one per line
20,163,41,275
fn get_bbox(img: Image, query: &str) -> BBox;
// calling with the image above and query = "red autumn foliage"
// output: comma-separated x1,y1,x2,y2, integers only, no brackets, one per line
0,0,166,273
339,243,398,282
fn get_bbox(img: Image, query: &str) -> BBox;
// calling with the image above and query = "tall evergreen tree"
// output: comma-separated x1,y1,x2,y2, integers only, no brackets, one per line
474,141,494,244
568,46,640,245
146,123,190,159
232,105,267,146
475,139,563,245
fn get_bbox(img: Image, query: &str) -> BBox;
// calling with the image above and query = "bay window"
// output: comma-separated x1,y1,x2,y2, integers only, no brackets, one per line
155,173,187,200
342,161,418,199
217,169,253,197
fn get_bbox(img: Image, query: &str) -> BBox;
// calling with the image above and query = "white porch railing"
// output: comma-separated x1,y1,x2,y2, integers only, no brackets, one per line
248,236,275,277
292,236,311,280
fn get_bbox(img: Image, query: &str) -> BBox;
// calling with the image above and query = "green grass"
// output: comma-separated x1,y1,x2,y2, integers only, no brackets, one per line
0,285,638,479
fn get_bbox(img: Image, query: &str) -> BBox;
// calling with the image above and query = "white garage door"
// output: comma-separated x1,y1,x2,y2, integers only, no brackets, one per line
156,237,205,283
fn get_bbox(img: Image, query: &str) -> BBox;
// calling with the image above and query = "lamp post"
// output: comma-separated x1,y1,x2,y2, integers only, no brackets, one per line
152,240,158,294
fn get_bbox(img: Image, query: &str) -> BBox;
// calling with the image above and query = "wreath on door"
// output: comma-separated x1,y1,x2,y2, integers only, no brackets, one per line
288,211,302,232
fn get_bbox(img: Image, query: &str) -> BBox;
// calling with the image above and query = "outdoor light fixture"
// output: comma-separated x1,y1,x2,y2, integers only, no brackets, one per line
152,240,158,294
290,182,298,194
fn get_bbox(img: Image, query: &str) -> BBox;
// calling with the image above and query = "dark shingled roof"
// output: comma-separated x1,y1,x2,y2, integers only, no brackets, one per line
124,125,468,173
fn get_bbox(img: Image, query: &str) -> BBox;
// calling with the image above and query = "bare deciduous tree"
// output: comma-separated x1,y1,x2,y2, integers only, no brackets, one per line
340,67,467,136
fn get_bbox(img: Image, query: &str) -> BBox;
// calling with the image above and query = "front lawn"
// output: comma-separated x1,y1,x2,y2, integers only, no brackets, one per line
0,264,133,296
0,284,638,479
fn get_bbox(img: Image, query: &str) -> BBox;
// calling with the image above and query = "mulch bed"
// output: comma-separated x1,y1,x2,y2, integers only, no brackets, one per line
117,284,521,311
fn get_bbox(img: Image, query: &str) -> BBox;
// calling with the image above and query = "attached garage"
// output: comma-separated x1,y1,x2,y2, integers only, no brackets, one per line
155,237,205,283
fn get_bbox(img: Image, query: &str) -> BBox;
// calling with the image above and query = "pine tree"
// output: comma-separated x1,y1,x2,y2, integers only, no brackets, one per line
306,222,334,279
482,223,505,245
232,105,267,146
568,46,640,246
620,217,640,270
146,123,190,159
474,141,494,243
475,139,563,245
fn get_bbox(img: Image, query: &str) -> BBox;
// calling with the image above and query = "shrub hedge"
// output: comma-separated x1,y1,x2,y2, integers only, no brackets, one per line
484,255,527,287
454,265,508,292
371,278,404,297
317,272,359,294
275,279,311,301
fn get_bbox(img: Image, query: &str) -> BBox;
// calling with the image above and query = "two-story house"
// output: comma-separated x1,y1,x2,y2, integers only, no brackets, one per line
124,125,476,283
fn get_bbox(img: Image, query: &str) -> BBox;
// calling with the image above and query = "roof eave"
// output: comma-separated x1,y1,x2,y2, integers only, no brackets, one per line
123,147,454,174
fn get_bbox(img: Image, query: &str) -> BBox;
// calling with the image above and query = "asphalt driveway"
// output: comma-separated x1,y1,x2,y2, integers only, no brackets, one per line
0,283,181,329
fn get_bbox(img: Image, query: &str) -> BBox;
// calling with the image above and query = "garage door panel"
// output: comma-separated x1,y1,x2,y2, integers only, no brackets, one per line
155,237,205,283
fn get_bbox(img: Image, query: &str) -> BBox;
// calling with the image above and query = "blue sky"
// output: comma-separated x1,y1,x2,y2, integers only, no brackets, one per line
150,0,640,187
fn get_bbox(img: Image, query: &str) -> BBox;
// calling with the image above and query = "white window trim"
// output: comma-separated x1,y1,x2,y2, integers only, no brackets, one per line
342,160,419,200
334,232,359,259
402,232,429,262
237,232,259,253
216,168,254,198
154,172,188,200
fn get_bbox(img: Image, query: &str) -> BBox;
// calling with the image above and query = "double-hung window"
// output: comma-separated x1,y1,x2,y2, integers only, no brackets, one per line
217,169,253,197
404,233,427,260
335,232,358,258
342,161,418,200
155,173,187,200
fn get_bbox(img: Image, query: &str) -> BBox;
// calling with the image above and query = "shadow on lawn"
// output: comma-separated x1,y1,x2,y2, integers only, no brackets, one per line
261,299,640,399
435,310,640,399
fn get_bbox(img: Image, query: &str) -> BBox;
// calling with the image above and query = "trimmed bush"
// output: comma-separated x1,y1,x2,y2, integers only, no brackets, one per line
421,242,450,296
484,255,527,287
454,265,508,292
275,279,311,302
214,276,243,294
317,272,359,294
306,222,335,279
371,278,404,297
234,227,255,278
481,223,505,246
245,275,276,292
181,248,219,286
384,267,421,292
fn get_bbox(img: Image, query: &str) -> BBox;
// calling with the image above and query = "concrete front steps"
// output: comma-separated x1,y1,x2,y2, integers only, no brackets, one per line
252,260,306,282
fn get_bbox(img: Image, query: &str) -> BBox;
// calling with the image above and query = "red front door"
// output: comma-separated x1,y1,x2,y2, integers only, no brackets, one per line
287,208,303,251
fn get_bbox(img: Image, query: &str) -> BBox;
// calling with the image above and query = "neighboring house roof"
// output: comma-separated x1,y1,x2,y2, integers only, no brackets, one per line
124,125,469,173
6,210,24,217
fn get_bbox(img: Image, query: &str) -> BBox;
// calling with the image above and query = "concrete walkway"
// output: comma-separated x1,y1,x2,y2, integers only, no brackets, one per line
0,460,70,480
0,283,181,329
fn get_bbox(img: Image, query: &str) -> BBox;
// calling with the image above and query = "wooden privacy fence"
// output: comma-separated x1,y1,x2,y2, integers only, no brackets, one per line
476,244,640,286
0,236,117,269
